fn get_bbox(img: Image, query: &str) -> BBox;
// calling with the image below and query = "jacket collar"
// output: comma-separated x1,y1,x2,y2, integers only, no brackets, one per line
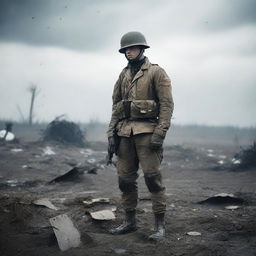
125,56,150,70
124,57,150,83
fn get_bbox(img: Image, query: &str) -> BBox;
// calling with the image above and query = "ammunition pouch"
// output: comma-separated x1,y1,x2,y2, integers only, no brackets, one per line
116,99,159,120
130,100,158,119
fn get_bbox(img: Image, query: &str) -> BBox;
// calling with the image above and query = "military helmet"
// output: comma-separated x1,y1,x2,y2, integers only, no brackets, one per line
119,31,150,53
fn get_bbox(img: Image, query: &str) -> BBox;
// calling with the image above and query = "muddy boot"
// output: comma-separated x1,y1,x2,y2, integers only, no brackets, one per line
110,210,137,235
148,213,165,240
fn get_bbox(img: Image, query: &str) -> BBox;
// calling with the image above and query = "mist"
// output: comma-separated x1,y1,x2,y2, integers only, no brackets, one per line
0,0,255,127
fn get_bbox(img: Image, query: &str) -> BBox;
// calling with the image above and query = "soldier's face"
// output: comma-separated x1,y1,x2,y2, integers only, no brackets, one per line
125,46,141,60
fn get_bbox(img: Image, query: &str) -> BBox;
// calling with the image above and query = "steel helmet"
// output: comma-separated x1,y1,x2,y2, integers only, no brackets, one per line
119,31,150,53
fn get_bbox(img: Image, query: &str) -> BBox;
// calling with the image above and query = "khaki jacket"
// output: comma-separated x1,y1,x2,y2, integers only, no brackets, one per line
107,57,174,138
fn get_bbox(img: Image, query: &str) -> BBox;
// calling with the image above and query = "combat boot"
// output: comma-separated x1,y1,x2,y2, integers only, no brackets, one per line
110,210,137,235
148,213,165,240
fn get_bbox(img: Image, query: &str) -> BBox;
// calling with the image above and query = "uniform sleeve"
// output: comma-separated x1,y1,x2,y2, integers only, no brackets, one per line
107,70,124,137
153,67,174,137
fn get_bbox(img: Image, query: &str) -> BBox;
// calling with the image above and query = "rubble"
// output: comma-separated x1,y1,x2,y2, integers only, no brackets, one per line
232,142,256,170
48,167,83,184
0,130,15,141
42,117,86,147
0,122,15,142
199,193,245,206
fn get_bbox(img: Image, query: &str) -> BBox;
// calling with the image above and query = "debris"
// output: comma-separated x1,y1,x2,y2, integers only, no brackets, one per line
0,130,15,141
90,209,116,220
83,198,110,207
80,148,94,156
231,158,241,165
0,122,14,141
43,117,86,146
199,193,245,206
43,146,56,155
225,205,240,210
187,231,201,236
33,198,58,210
113,248,127,254
87,158,96,164
11,148,23,152
49,167,83,184
49,214,81,251
6,179,18,187
218,160,224,165
232,142,256,170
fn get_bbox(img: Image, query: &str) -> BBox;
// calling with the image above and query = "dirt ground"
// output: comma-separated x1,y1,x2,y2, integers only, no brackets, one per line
0,128,255,256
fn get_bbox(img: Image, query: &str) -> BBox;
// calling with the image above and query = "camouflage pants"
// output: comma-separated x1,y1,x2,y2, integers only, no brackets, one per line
116,133,166,213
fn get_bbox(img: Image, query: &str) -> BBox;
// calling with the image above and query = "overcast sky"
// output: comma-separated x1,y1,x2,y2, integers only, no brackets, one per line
0,0,255,127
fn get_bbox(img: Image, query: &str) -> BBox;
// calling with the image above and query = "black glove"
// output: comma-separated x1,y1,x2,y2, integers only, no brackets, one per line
150,133,164,149
108,136,116,155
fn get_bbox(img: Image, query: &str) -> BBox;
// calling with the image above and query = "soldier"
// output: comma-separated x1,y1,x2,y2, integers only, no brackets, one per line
107,31,174,240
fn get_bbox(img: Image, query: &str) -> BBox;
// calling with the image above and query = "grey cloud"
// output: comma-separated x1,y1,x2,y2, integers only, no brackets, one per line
0,0,256,52
200,0,256,32
0,0,122,51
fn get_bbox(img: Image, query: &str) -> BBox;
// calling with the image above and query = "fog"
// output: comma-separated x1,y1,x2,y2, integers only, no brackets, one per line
0,0,255,127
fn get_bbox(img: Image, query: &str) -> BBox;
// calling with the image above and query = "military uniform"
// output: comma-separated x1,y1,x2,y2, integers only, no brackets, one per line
108,31,174,239
107,57,174,213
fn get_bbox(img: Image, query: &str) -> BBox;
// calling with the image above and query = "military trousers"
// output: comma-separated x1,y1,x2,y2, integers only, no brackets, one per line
116,133,166,214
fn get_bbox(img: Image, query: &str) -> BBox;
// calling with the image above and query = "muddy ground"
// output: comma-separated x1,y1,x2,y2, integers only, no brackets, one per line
0,127,255,256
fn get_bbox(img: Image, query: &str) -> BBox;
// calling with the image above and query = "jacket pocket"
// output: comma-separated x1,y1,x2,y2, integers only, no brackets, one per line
130,100,158,119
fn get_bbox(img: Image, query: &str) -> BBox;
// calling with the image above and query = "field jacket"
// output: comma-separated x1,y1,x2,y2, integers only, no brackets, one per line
107,57,174,138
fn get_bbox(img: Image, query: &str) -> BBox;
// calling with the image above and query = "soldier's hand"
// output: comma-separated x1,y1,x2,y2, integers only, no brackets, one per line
150,133,164,149
108,136,116,154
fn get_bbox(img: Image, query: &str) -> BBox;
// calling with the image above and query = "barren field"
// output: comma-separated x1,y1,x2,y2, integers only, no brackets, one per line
0,125,255,256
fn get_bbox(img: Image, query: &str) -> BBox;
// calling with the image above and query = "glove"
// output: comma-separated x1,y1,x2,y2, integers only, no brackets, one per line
108,136,116,154
150,133,164,149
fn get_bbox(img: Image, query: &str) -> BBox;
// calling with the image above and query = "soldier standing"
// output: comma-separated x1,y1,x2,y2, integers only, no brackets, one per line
107,31,174,240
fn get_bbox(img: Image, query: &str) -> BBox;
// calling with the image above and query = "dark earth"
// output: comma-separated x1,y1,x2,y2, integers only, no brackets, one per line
0,124,255,256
